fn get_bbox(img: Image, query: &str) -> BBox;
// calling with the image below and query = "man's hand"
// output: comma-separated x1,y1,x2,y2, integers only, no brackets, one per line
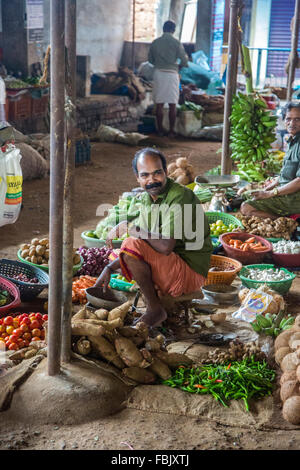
94,266,111,292
264,178,278,191
251,190,274,200
106,221,128,249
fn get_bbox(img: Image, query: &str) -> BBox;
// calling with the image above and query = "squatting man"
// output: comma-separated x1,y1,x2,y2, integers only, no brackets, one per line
95,148,213,328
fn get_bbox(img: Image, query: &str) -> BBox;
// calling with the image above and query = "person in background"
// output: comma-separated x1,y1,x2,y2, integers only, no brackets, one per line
240,102,300,219
148,20,188,138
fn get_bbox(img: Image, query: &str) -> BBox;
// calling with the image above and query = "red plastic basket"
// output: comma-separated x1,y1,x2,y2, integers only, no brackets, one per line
272,251,300,268
0,276,21,317
220,232,272,265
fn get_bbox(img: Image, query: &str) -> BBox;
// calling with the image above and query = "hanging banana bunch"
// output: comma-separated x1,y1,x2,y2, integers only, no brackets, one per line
229,92,278,182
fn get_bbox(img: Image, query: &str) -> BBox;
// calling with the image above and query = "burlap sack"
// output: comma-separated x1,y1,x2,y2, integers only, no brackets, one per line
16,142,49,181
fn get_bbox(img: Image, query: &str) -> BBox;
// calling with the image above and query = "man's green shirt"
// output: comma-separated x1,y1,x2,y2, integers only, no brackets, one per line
279,132,300,185
127,178,213,278
148,33,188,72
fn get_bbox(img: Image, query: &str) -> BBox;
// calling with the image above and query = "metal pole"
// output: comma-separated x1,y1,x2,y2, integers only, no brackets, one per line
61,0,76,363
48,0,65,376
221,0,240,175
132,0,136,70
287,0,300,101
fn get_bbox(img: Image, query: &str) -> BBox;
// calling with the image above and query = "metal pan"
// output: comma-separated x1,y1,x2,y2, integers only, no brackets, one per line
85,287,127,309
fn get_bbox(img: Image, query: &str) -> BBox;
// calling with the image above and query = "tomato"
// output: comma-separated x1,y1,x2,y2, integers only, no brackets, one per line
20,313,29,320
31,328,41,337
35,313,43,320
8,342,19,351
4,316,14,326
39,330,45,340
6,325,14,335
31,336,41,342
17,339,25,348
29,313,36,319
42,314,48,321
23,332,32,341
13,328,22,338
0,318,3,325
23,339,30,347
12,318,20,328
1,332,7,339
30,320,40,330
21,317,31,326
0,325,5,333
20,323,29,333
9,334,19,343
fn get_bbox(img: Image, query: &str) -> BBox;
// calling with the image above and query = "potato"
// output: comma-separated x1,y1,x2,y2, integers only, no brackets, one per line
149,357,172,380
275,329,295,351
280,380,300,402
281,352,300,372
275,347,291,365
25,256,31,262
282,396,300,424
89,335,125,369
210,312,226,324
31,256,38,264
115,337,144,367
36,245,46,256
29,248,37,257
39,238,49,246
122,367,156,384
172,168,185,179
280,370,297,385
36,256,43,265
44,249,49,260
20,243,30,251
21,249,30,258
31,238,40,246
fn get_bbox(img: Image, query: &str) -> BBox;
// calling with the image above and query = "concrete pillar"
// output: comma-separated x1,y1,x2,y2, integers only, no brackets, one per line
249,0,272,87
169,0,185,39
196,0,213,58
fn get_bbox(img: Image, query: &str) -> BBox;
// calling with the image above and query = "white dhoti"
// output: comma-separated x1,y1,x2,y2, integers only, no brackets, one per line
153,68,179,104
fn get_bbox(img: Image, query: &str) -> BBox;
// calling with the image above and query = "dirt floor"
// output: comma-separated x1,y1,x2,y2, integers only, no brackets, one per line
1,136,300,451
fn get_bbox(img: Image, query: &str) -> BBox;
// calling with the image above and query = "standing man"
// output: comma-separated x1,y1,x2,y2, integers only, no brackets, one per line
148,20,188,137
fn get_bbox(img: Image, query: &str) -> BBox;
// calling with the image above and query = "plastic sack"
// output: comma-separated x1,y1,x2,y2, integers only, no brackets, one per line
137,61,154,81
191,51,210,71
232,287,275,323
0,143,23,227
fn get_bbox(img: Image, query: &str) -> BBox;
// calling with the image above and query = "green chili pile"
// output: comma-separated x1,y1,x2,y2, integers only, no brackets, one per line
162,357,276,412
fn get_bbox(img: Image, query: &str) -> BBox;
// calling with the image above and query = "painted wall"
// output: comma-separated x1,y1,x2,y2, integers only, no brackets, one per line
43,0,131,73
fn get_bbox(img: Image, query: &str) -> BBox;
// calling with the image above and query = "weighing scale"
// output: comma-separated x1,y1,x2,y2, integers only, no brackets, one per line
194,175,241,212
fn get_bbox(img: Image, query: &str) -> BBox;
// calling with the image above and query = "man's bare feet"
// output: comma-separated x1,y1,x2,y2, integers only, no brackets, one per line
136,305,167,328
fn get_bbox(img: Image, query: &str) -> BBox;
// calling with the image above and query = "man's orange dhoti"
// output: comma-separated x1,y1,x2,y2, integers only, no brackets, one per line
116,237,206,298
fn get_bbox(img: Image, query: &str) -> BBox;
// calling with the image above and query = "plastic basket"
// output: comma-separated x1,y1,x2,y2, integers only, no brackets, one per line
239,263,296,295
0,259,49,301
81,231,123,248
219,232,272,265
271,251,300,269
0,276,21,317
205,254,242,286
17,250,83,276
205,211,244,238
109,274,138,292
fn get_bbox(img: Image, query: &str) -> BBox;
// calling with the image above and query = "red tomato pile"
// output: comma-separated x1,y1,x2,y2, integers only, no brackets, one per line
0,312,48,351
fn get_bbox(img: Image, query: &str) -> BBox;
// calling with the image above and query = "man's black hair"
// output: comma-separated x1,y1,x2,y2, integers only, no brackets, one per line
163,20,176,33
132,147,167,175
282,101,300,119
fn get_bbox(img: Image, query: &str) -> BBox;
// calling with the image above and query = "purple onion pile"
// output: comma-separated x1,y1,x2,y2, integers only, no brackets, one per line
11,273,39,283
77,246,113,277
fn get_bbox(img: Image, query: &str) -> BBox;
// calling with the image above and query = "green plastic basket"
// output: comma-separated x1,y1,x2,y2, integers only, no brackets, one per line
239,263,296,295
17,250,83,276
266,237,284,243
205,211,244,238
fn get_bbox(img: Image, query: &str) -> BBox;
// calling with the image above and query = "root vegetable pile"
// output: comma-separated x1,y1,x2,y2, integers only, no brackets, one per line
77,246,112,277
227,236,268,252
71,303,193,384
72,275,97,304
9,273,39,283
202,340,266,364
236,215,298,240
168,157,195,186
20,238,81,266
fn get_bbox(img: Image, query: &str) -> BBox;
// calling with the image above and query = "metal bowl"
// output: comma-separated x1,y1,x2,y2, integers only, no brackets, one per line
202,283,239,303
85,286,127,309
195,175,240,188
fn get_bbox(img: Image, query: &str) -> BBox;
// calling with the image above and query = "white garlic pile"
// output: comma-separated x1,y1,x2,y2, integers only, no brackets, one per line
272,240,300,254
243,267,291,281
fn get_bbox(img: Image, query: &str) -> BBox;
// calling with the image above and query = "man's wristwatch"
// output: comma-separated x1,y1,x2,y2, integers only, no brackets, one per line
273,187,279,196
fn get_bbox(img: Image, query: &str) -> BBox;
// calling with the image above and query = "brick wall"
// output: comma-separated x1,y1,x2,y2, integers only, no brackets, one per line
126,0,158,42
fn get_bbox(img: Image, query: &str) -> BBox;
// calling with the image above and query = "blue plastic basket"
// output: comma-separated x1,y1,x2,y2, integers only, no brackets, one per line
0,258,49,301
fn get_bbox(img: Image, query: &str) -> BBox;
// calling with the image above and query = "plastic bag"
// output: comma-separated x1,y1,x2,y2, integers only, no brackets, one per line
232,287,275,323
0,143,23,227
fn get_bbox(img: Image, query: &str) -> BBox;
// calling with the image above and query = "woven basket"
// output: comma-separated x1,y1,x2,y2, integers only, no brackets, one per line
239,264,296,295
219,232,272,265
0,259,49,301
205,255,242,286
0,276,21,317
